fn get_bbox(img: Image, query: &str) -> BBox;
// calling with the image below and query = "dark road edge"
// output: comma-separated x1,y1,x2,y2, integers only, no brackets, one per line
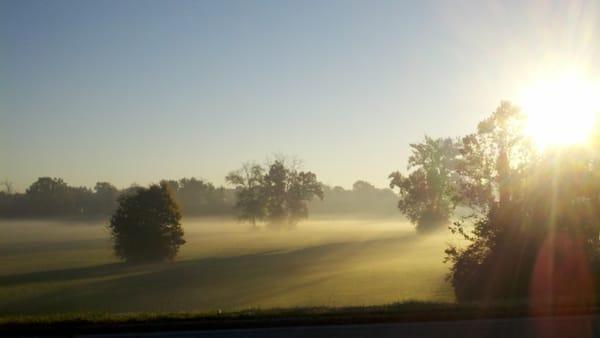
1,303,599,337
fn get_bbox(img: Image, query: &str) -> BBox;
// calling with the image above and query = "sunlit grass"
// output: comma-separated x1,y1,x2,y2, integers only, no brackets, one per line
0,217,453,317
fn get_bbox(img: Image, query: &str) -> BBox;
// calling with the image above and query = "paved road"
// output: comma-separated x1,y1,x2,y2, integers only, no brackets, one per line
80,315,600,338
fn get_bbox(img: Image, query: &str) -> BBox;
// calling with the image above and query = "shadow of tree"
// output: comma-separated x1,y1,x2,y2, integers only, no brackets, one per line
0,238,109,256
0,233,426,315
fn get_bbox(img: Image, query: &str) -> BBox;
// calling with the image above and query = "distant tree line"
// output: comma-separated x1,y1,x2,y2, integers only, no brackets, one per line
158,178,235,216
0,177,233,219
0,177,398,219
309,180,398,217
0,178,121,218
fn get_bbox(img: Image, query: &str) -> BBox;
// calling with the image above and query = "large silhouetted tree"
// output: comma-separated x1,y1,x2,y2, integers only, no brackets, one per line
389,136,458,232
108,183,185,262
445,101,535,301
442,101,600,304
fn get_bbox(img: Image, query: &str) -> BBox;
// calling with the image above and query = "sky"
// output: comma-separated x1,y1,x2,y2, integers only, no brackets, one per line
2,0,600,192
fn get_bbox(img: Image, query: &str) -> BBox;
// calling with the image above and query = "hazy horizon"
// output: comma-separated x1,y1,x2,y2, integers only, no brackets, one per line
3,0,600,191
5,0,600,326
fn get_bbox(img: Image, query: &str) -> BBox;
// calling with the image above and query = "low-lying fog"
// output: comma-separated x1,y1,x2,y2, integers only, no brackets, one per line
0,217,456,315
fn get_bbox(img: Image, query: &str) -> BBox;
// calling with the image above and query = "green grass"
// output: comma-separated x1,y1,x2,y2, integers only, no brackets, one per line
0,217,455,318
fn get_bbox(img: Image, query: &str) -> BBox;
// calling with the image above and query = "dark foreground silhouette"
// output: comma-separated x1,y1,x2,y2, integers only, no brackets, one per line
3,303,600,337
78,316,600,338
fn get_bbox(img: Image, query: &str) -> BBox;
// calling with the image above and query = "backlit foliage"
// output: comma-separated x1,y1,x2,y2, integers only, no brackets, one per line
389,136,458,232
446,101,600,304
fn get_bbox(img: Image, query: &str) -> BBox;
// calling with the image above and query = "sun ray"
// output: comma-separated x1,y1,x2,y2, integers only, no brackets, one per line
518,70,600,150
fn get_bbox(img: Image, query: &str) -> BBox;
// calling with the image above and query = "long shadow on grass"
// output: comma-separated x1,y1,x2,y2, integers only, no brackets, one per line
0,238,110,256
0,233,427,315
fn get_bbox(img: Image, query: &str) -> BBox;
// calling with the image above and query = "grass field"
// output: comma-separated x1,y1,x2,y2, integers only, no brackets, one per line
0,217,456,317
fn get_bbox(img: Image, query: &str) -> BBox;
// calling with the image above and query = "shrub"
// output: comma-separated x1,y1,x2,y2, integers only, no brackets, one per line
108,183,185,262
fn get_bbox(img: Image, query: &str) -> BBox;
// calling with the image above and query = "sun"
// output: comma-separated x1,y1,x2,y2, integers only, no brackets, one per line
519,71,600,149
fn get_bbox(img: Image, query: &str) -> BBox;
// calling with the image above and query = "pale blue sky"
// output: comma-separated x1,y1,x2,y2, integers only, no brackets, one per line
2,0,600,191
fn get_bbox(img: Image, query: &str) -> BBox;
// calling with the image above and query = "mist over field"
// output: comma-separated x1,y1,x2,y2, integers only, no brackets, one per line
5,2,600,333
0,217,454,316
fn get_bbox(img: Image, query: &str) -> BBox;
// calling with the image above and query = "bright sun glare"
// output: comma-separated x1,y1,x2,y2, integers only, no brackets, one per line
519,71,600,149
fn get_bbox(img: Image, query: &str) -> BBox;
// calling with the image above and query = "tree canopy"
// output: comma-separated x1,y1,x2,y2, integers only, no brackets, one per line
225,163,266,227
0,176,396,219
445,101,600,304
108,183,185,262
226,159,324,228
389,136,458,232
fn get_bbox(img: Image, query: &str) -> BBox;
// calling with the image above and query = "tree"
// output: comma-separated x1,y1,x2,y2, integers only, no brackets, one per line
159,180,180,194
108,183,185,262
92,182,119,214
453,101,533,212
352,180,376,192
25,177,75,215
226,159,324,228
266,161,323,226
307,182,398,216
178,178,228,214
0,180,21,217
0,180,13,194
159,178,232,215
389,136,458,232
445,101,535,301
440,101,600,304
226,163,266,227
